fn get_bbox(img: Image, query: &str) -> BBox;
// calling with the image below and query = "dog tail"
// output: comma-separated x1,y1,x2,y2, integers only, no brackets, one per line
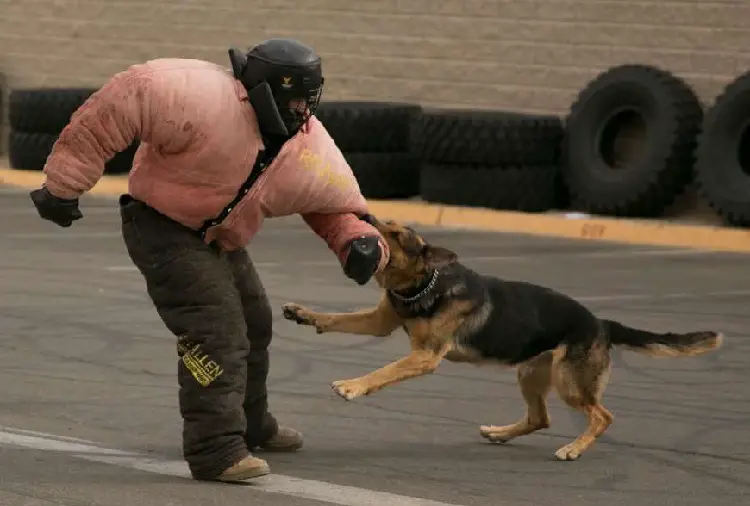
602,319,723,357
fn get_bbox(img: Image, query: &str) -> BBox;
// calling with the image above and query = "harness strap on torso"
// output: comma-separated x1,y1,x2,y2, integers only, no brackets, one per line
196,139,283,241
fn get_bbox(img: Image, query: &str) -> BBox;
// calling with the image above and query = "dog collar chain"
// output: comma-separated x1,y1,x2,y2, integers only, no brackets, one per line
389,269,440,303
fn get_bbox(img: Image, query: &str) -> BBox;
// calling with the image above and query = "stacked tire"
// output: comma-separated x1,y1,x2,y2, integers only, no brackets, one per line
417,109,566,212
559,64,704,218
694,70,750,227
315,101,423,199
8,88,138,174
0,72,7,155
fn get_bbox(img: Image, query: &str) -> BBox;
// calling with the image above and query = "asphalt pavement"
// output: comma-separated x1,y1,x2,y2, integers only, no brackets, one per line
0,186,748,506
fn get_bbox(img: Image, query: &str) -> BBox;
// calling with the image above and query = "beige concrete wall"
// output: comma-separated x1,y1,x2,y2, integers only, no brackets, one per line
2,0,750,152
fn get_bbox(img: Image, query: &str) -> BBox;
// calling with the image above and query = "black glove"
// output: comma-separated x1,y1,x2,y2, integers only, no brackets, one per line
29,187,83,228
343,235,381,285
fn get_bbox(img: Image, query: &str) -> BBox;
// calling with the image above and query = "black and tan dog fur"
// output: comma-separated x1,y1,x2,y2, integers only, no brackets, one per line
282,216,724,461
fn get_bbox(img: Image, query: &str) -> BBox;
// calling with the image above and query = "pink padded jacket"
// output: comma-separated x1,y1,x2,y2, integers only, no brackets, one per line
41,58,389,270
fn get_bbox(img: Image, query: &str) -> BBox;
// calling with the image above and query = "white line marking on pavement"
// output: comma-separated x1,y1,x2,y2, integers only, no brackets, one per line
0,426,99,445
0,428,467,506
0,430,138,456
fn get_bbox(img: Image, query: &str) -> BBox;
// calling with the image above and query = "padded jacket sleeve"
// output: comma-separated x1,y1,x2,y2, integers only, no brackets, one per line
302,212,389,272
42,64,192,199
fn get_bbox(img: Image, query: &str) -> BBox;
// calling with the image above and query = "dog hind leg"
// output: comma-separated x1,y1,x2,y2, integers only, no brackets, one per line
551,342,613,461
480,352,553,444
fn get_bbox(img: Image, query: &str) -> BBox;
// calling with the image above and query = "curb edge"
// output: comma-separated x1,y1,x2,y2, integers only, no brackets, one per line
3,168,749,254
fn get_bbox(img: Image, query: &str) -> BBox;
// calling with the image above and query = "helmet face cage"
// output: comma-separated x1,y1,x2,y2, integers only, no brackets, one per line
239,38,325,136
273,78,323,135
241,48,325,136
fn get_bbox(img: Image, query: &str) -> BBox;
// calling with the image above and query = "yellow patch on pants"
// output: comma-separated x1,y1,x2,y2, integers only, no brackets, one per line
177,338,225,387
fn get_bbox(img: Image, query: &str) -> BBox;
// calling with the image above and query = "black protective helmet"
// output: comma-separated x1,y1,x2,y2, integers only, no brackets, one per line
229,38,324,137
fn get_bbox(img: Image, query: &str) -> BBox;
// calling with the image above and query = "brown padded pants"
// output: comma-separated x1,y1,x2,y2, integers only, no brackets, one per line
118,195,278,480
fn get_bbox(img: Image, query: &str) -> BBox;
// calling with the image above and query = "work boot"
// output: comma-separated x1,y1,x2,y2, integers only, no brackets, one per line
256,426,304,452
215,455,270,483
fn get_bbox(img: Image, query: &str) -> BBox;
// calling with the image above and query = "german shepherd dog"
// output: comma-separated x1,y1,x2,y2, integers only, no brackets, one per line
281,216,723,461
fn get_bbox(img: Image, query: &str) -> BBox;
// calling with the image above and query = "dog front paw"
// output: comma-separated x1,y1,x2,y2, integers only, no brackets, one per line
331,379,368,401
282,303,313,324
282,303,328,333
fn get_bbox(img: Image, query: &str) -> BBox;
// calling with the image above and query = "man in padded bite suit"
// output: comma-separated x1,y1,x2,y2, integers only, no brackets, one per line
29,38,390,483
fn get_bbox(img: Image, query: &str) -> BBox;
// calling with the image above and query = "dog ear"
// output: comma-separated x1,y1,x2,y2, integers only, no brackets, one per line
422,245,457,268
